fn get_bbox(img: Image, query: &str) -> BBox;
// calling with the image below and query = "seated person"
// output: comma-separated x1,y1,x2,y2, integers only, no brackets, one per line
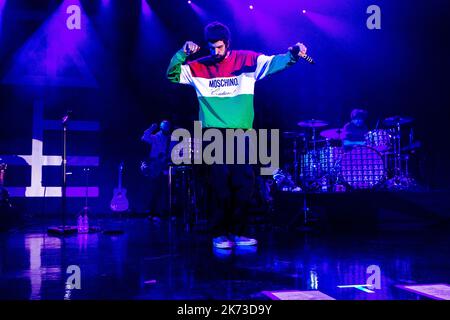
342,109,369,147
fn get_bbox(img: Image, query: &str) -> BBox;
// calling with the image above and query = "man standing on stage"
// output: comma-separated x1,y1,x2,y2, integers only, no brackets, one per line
141,120,172,221
167,21,309,249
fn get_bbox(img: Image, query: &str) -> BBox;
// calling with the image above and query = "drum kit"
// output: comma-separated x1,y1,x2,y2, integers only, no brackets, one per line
282,116,419,192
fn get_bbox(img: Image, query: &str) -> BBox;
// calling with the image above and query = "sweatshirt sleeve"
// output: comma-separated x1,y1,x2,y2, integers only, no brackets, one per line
141,132,156,145
254,51,299,81
166,49,194,85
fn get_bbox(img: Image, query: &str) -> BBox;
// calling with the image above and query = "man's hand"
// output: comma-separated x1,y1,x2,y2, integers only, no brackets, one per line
289,42,308,58
182,41,201,56
144,123,158,135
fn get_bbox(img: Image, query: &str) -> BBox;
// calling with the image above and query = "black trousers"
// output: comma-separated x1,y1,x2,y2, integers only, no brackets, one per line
199,127,258,236
207,163,255,237
146,173,169,217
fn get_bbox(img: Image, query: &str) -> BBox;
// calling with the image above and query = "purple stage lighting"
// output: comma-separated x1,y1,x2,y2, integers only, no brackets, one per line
188,0,192,4
0,0,6,23
141,0,151,17
302,9,307,14
2,0,99,88
189,2,208,22
224,0,285,43
306,11,352,40
137,0,171,63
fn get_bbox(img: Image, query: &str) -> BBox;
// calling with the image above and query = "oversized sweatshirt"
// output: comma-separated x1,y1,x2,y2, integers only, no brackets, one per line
167,49,299,129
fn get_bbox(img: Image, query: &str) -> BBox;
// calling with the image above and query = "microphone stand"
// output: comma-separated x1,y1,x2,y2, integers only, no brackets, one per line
48,111,78,235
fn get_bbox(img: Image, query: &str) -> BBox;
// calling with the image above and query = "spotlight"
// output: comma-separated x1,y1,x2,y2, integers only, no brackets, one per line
249,5,254,10
188,0,192,4
302,9,307,14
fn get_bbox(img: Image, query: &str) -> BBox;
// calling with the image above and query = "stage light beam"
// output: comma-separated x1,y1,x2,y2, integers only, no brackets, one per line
0,0,6,31
141,0,151,18
189,2,208,22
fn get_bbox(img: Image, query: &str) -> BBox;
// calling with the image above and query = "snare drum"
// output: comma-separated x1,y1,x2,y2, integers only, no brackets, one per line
319,146,343,174
365,129,392,152
339,146,385,190
300,146,343,178
300,150,321,179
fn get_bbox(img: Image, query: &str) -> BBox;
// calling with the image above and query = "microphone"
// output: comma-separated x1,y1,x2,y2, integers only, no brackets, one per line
302,54,315,64
184,43,200,56
62,110,72,124
289,45,315,65
185,43,191,55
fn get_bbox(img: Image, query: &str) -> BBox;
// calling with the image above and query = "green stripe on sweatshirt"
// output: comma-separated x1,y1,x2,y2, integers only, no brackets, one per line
198,95,254,129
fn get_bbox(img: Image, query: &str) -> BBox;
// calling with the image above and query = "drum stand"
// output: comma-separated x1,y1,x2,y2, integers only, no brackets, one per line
386,120,417,190
287,190,315,232
291,135,306,188
295,129,316,230
293,139,299,186
310,127,320,180
168,144,199,233
304,127,323,191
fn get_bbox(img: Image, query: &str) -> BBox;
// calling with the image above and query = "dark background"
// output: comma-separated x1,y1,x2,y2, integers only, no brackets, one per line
0,0,449,216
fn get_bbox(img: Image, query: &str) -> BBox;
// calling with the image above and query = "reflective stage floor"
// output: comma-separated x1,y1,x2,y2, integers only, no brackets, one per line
0,218,449,300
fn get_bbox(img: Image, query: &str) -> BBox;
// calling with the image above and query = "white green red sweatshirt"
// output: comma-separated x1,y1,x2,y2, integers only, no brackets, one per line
167,49,299,129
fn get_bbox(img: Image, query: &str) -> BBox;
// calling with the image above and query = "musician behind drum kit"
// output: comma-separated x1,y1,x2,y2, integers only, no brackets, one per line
342,108,369,148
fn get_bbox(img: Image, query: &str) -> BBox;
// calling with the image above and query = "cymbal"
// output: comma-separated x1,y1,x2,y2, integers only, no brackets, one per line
297,119,329,128
282,131,305,138
320,128,344,140
383,116,414,127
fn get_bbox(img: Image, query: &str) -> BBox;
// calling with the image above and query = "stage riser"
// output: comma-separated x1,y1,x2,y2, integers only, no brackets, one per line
272,191,450,231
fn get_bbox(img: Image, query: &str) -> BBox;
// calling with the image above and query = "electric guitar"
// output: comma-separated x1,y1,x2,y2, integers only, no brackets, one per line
110,162,129,212
140,153,169,179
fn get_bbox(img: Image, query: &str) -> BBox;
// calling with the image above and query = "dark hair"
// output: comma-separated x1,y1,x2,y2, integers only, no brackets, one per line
351,109,368,120
204,22,231,47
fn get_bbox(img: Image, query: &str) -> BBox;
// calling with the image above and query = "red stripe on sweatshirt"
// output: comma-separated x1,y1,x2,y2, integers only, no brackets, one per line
187,50,261,79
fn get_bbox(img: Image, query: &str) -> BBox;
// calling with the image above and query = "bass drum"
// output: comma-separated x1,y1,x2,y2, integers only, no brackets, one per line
339,146,385,190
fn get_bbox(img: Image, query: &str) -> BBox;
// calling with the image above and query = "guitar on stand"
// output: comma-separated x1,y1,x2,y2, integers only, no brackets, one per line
0,163,11,209
110,162,129,212
0,163,7,186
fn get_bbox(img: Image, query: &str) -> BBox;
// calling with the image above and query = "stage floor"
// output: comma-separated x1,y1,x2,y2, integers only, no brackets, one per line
0,218,449,300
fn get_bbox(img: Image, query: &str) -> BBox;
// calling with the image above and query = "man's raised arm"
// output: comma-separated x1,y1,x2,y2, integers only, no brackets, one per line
166,41,200,84
255,42,308,80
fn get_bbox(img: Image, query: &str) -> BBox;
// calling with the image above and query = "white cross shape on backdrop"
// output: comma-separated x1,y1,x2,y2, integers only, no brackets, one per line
1,99,100,197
